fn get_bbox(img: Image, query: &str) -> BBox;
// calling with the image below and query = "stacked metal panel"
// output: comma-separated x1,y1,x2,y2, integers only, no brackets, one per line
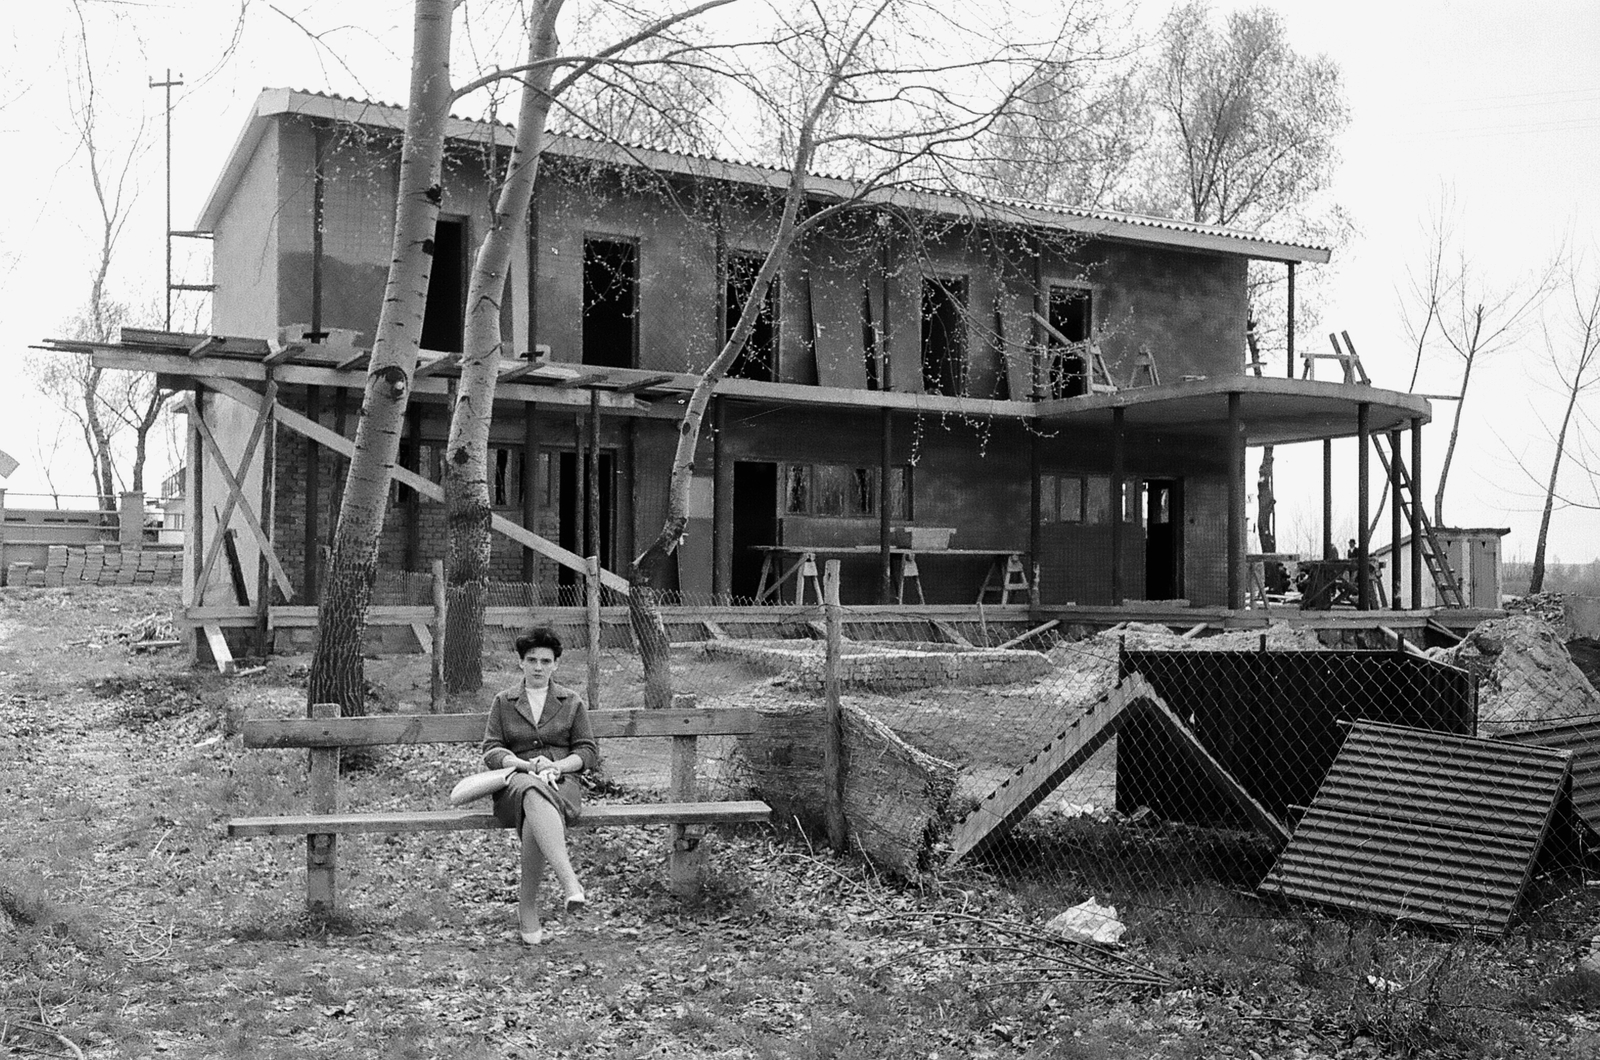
1261,721,1572,933
1500,717,1600,829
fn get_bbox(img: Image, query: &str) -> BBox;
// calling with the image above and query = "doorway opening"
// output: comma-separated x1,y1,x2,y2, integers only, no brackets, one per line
731,461,778,601
920,276,967,396
1143,478,1182,600
583,238,637,367
421,216,466,353
1045,284,1091,397
556,450,616,594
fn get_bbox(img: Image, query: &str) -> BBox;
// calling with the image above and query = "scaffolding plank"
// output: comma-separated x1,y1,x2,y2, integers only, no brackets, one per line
1262,720,1573,933
946,674,1156,863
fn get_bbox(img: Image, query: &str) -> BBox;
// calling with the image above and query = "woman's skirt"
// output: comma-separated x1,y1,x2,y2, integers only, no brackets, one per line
492,770,583,831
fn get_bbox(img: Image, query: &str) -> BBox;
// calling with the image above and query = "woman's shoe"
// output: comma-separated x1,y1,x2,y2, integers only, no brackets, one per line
519,926,545,946
564,892,587,916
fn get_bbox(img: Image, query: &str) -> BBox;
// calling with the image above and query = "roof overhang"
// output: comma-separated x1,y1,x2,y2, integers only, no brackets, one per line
196,89,1330,264
1033,376,1432,446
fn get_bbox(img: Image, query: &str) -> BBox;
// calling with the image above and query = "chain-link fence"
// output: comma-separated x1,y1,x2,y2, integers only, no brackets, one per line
416,567,1600,1037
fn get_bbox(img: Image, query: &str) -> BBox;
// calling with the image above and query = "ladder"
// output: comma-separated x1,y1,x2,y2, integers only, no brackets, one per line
1369,435,1465,608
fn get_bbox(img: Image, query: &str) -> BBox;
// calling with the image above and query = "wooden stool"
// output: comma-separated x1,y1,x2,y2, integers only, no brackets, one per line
795,552,821,605
896,553,926,605
979,554,1029,604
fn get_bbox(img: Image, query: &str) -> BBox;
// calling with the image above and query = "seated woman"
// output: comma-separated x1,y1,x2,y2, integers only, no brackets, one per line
482,626,599,945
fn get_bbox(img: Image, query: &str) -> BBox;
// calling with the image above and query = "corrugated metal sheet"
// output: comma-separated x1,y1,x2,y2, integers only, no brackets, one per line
1261,721,1572,933
1500,716,1600,828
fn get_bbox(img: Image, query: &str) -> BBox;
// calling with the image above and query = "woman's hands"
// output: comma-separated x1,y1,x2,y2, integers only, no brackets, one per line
519,754,557,773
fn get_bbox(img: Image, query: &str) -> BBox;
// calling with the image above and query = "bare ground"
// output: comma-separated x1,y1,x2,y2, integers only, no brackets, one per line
4,587,1600,1059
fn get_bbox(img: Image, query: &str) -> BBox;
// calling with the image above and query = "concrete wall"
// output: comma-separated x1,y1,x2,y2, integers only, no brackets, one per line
210,124,281,338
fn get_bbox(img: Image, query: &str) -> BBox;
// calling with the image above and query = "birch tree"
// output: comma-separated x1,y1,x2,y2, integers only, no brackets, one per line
1527,265,1600,593
624,0,1092,706
441,0,735,692
308,0,455,714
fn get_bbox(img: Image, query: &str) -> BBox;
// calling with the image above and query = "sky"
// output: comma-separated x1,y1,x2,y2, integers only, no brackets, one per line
1,0,1596,566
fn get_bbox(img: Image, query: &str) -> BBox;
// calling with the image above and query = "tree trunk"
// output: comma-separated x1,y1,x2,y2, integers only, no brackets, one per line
1434,349,1476,528
308,0,454,717
1530,368,1586,594
443,0,563,694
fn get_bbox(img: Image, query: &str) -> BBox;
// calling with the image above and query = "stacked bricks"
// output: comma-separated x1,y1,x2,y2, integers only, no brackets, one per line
24,545,185,588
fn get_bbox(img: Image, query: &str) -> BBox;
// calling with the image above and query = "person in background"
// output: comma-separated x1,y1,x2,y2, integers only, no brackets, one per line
482,626,599,945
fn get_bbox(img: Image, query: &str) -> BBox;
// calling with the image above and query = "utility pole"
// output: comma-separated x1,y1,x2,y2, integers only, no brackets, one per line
149,69,183,331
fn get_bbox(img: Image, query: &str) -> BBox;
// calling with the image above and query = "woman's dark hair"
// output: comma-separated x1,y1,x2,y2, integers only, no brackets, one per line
514,626,563,660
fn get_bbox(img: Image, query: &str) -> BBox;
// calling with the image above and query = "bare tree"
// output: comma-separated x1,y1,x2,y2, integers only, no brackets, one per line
1142,2,1349,567
440,0,736,693
1403,196,1559,527
621,0,1094,706
1527,263,1600,593
309,0,456,715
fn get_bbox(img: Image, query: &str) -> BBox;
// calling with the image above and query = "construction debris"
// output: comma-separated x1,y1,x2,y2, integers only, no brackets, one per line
1432,615,1600,733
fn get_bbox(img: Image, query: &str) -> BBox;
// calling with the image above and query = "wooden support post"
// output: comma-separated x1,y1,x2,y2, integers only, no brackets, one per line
1390,427,1403,608
822,559,847,853
522,402,537,583
586,389,600,562
1411,417,1424,610
1110,407,1125,606
1286,261,1296,380
586,555,601,711
306,699,340,915
667,690,703,899
1029,428,1041,609
404,407,421,571
430,559,445,711
304,385,321,600
1227,393,1244,610
254,370,278,657
879,407,893,604
1357,402,1371,611
712,398,731,602
187,391,204,665
1322,438,1333,561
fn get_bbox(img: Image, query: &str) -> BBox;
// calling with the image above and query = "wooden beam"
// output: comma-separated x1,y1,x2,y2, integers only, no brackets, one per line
335,350,370,371
229,800,774,837
996,619,1059,650
932,619,973,647
185,386,295,605
611,373,675,395
412,622,433,654
413,353,458,379
1140,691,1291,846
188,336,224,359
202,623,237,675
243,707,760,748
262,343,305,368
201,377,631,594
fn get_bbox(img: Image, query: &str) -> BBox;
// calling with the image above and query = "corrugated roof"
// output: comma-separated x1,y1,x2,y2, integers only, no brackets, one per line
1500,716,1600,829
196,88,1330,264
1261,721,1573,934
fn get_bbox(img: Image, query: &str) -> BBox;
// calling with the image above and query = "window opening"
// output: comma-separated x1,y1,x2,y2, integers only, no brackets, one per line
1046,284,1092,398
920,276,967,396
583,237,637,368
783,463,911,519
724,253,777,381
421,217,466,353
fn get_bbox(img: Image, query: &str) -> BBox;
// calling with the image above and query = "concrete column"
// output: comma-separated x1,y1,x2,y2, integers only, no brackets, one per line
1286,262,1297,379
119,490,145,553
1110,407,1125,606
1411,417,1424,610
1322,438,1333,560
1357,402,1371,610
878,407,893,603
1227,393,1244,610
713,398,734,603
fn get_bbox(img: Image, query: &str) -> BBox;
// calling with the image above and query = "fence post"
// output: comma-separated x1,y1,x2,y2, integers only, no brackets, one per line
118,490,145,553
306,699,340,916
586,555,601,711
430,559,445,711
823,559,847,853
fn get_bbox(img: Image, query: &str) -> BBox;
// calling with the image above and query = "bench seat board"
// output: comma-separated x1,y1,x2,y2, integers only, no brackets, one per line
243,708,759,748
228,800,773,837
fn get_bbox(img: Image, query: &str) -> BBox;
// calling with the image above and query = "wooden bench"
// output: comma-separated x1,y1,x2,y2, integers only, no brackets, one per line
227,701,772,914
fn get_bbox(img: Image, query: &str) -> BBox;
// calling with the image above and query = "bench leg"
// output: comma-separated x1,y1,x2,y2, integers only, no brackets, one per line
669,826,705,899
307,833,337,915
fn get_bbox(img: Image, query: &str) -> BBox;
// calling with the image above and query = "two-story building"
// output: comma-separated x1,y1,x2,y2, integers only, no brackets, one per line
69,88,1438,631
